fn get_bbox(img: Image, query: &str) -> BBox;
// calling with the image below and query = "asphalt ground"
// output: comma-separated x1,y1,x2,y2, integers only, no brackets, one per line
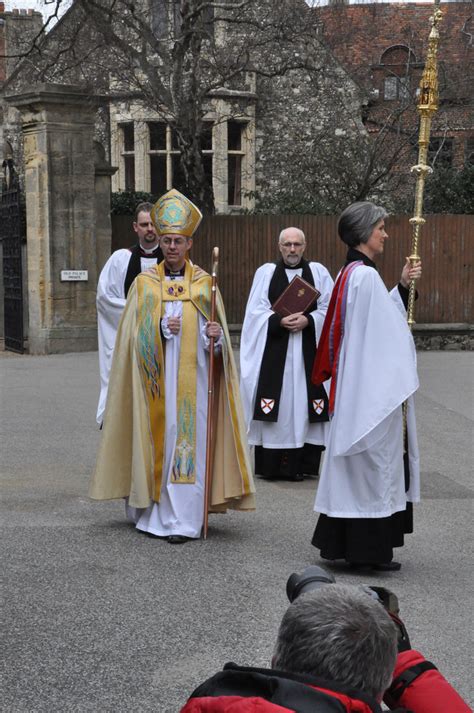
1,350,473,712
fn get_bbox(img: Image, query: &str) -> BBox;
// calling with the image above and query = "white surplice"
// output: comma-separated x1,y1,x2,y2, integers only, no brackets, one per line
96,249,158,424
127,277,222,539
314,265,420,519
240,262,334,449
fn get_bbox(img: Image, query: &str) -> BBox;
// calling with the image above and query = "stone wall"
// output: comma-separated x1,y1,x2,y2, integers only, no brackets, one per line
5,84,114,354
254,57,365,212
226,324,473,351
413,324,474,351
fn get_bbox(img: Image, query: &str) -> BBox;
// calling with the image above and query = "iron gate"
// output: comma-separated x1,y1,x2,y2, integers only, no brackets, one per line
1,163,25,353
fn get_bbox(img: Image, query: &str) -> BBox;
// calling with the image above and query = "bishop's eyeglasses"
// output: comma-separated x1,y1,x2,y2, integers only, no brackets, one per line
161,237,188,247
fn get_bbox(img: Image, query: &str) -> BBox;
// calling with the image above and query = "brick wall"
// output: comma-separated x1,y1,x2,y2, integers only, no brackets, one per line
315,2,473,168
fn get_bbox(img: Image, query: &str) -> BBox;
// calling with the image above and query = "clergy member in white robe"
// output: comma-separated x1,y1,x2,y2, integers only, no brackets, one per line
90,189,255,543
311,201,422,571
96,202,163,424
240,228,333,482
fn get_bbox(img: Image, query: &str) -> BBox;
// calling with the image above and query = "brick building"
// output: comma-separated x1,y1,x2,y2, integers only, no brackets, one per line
314,1,474,173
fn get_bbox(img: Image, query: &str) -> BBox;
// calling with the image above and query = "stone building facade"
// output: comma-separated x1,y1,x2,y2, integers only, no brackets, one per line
110,85,258,214
105,1,364,214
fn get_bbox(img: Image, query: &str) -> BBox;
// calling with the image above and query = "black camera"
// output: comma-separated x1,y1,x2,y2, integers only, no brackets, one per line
286,565,400,616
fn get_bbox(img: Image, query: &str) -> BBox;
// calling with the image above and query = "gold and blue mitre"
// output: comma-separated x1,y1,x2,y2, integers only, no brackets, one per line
151,188,203,238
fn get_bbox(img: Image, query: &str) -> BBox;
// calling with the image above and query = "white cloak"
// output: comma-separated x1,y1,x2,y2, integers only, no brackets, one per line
240,262,334,449
96,249,158,424
314,265,420,519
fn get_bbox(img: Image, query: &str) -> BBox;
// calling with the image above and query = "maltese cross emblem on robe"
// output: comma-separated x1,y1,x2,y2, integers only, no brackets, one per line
261,398,275,415
313,399,325,415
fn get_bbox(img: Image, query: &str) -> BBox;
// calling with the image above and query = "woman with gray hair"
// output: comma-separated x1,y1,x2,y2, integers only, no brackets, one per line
311,201,422,571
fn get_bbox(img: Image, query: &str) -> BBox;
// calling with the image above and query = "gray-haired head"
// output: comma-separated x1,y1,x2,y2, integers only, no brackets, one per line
278,227,306,244
272,583,397,700
338,202,388,248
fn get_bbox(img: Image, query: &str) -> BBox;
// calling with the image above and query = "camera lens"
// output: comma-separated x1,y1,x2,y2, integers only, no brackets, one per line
286,565,336,603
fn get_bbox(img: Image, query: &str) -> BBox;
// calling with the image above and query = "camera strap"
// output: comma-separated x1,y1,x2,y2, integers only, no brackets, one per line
384,660,437,707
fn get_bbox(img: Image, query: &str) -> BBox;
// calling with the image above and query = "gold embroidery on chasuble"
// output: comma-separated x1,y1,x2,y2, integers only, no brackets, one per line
136,263,215,493
136,277,166,501
160,262,212,485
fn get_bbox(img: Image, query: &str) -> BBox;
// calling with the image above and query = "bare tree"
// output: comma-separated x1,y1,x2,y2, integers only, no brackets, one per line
5,0,330,212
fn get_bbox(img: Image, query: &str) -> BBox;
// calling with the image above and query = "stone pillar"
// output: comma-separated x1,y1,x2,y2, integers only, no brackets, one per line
94,141,117,273
6,84,110,354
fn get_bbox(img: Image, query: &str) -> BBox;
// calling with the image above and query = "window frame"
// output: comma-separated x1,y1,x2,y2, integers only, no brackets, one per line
119,122,135,191
227,120,247,207
147,121,214,195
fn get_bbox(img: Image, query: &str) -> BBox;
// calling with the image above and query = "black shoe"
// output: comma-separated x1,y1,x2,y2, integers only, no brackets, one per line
347,561,373,572
289,473,304,482
348,561,401,572
167,535,190,544
372,561,401,571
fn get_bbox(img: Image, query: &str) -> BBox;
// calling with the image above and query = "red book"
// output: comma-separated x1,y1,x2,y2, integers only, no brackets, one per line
272,275,320,317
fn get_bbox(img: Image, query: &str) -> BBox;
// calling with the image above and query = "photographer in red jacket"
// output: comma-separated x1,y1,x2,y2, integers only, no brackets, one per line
181,571,470,713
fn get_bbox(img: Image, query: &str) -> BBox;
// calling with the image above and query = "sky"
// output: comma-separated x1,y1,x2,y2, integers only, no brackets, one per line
4,0,71,18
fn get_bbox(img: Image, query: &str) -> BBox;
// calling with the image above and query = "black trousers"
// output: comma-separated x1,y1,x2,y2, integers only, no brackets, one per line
255,444,324,480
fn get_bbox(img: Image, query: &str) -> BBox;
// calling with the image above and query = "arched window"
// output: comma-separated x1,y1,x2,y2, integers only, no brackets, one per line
381,45,417,70
381,45,417,101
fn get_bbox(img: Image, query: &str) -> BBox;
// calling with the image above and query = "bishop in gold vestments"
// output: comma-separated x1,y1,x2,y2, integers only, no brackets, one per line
90,190,255,541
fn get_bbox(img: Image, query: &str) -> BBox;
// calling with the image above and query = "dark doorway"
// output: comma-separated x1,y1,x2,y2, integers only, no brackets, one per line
1,159,25,353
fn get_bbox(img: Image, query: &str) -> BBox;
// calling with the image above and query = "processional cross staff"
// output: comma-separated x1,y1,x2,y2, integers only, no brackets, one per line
406,0,443,328
403,0,443,434
203,246,219,540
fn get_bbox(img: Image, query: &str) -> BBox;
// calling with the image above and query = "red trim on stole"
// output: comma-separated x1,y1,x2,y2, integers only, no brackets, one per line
312,262,362,416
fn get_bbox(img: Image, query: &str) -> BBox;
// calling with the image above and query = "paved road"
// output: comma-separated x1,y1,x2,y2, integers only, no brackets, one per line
1,350,473,712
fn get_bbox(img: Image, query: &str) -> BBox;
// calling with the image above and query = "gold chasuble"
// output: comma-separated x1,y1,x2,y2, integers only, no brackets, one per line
90,262,255,515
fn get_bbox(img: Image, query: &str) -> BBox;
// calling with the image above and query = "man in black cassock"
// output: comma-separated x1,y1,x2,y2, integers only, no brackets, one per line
239,227,333,481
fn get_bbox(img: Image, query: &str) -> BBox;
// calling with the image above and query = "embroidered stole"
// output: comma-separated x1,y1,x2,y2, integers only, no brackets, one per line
311,261,362,416
160,261,199,484
136,262,212,497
